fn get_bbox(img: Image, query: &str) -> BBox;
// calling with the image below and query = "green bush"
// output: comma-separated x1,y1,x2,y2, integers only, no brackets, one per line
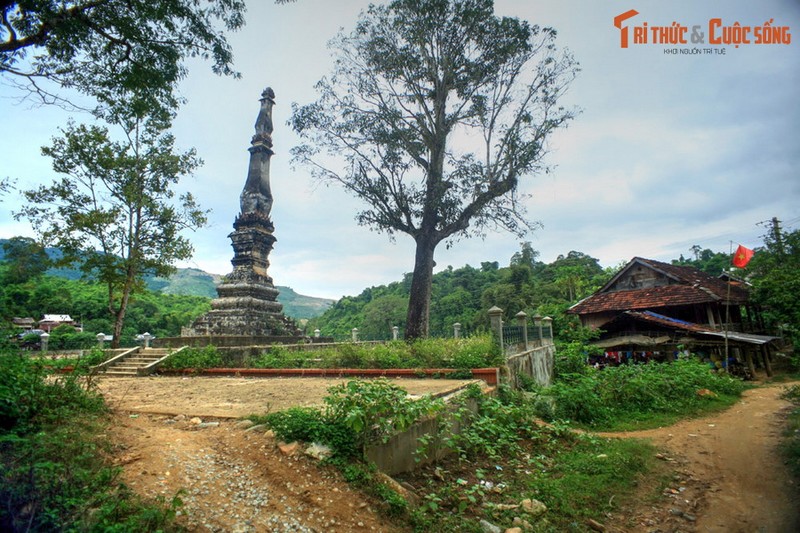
159,345,222,370
47,324,97,350
0,352,180,531
542,357,746,427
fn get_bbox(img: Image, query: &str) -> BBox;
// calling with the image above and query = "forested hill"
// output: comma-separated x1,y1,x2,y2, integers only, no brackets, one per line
0,239,334,320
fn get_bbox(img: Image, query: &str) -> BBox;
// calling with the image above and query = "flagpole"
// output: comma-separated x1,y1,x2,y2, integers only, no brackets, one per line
724,241,732,372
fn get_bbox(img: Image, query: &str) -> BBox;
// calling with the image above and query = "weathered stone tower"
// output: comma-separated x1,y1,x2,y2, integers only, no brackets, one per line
186,87,294,336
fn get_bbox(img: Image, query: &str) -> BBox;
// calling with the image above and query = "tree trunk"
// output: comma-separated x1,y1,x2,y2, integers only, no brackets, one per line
405,236,437,340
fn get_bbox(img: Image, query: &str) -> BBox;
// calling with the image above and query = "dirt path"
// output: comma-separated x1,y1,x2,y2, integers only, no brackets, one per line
607,382,800,533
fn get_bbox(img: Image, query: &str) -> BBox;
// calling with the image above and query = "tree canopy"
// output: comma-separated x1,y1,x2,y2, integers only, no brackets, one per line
0,0,245,111
291,0,578,338
15,107,208,346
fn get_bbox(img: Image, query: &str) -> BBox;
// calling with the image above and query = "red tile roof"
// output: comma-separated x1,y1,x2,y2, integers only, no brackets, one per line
569,257,749,315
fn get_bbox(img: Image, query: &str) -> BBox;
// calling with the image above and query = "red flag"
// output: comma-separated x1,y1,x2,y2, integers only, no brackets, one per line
732,244,754,268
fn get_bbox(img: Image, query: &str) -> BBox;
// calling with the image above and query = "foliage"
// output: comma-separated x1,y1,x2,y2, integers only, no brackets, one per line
747,220,800,362
292,0,578,339
781,385,800,478
0,237,49,284
259,407,359,459
672,246,730,276
251,336,500,370
541,357,747,429
46,323,96,350
16,112,208,347
0,349,181,530
309,244,611,342
0,0,245,114
159,345,222,371
0,272,211,343
401,392,655,531
324,379,445,451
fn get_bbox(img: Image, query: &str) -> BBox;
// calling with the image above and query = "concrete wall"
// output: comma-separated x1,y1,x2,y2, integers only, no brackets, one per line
506,343,556,388
365,397,480,475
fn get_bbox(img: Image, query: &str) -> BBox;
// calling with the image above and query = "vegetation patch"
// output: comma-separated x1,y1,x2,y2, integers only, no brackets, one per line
0,349,182,531
780,384,800,479
537,352,747,431
251,336,500,370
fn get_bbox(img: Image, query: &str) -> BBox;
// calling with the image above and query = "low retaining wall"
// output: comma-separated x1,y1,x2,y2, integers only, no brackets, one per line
365,395,482,475
506,343,555,388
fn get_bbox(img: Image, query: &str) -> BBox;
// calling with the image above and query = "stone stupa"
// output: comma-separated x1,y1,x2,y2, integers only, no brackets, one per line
185,87,297,337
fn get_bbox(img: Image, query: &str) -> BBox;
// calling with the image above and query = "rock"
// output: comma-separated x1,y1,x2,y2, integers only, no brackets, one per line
174,414,186,421
190,417,203,425
375,472,419,507
244,424,267,433
305,443,333,460
520,498,547,517
479,519,503,533
504,528,523,533
696,388,717,398
279,442,300,455
197,422,220,428
512,517,532,529
236,419,255,429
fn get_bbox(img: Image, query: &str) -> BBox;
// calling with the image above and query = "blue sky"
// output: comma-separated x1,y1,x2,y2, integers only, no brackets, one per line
1,0,798,300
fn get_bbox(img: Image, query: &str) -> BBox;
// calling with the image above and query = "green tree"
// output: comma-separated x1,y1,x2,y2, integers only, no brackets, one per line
0,236,49,284
0,0,245,112
16,110,207,347
749,219,800,359
291,0,578,339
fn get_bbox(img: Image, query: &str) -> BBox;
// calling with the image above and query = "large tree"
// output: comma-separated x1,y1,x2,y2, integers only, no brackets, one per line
15,107,207,346
0,0,245,111
291,0,577,338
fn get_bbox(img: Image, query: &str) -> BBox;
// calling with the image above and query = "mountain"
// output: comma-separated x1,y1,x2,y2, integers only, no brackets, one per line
0,239,334,320
146,268,334,319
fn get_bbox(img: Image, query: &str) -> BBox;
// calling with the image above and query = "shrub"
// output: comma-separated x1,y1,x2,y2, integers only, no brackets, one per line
324,379,444,451
159,345,222,370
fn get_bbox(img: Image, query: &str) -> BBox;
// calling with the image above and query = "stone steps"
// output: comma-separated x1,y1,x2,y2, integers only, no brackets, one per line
102,347,172,377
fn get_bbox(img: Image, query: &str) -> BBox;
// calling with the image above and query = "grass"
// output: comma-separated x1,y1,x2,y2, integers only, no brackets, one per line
399,424,658,532
780,384,800,479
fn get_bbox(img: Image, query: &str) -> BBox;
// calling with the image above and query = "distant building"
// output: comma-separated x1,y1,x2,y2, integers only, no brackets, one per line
11,317,36,330
38,314,78,332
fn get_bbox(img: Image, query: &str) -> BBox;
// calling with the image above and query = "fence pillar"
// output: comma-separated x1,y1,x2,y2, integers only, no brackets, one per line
543,316,553,340
488,306,503,348
40,332,49,352
392,326,399,340
453,323,461,339
533,314,543,343
352,328,359,342
515,311,528,350
314,329,321,338
96,332,106,349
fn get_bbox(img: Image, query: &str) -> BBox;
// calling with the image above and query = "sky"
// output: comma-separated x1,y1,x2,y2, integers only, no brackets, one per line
1,0,799,300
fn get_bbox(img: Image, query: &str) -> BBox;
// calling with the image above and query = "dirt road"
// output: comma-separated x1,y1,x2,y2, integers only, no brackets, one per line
607,382,800,533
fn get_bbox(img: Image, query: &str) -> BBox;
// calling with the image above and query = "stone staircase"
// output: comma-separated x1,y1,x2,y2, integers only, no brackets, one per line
101,347,175,377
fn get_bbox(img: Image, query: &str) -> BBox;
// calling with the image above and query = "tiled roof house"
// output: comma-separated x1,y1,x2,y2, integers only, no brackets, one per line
567,257,776,374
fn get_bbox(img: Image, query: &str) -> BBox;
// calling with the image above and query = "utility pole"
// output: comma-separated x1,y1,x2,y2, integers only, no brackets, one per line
771,217,785,255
